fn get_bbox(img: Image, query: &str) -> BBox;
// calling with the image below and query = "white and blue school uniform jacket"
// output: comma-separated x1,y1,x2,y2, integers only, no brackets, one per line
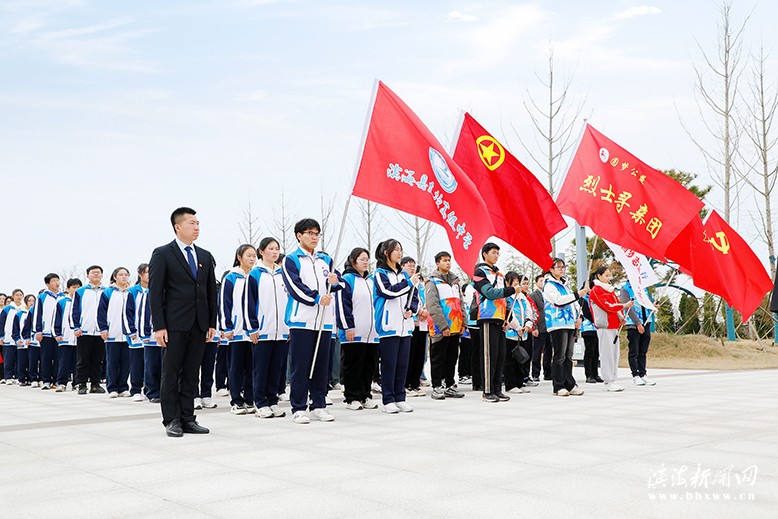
414,284,428,332
281,246,343,332
580,294,596,333
33,290,62,337
138,290,158,347
72,284,106,336
126,284,147,348
335,269,379,344
13,308,36,348
505,293,535,341
542,276,581,332
219,267,249,342
373,266,419,339
97,287,137,343
53,297,77,346
0,304,21,345
244,264,290,341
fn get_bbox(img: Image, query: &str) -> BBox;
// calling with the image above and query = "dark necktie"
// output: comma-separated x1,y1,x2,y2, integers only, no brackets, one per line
185,246,198,278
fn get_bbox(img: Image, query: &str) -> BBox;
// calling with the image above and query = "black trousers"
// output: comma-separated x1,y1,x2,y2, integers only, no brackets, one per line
469,327,482,390
531,331,552,379
341,342,378,403
479,321,506,395
405,329,427,390
430,334,459,388
550,328,577,392
75,334,105,388
161,328,206,426
582,331,599,379
504,338,531,390
215,343,230,391
458,335,472,378
627,328,651,377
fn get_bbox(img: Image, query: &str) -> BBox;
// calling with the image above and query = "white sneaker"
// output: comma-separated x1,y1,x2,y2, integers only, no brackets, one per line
396,401,413,413
131,393,144,402
201,397,218,408
244,404,256,414
278,392,290,402
311,408,335,422
0,380,5,385
382,402,400,414
409,388,425,397
31,381,40,388
606,383,625,392
332,383,344,391
325,396,333,406
231,404,248,415
633,376,646,386
256,406,274,418
345,400,363,410
555,388,570,397
641,376,656,386
216,388,229,397
361,398,378,409
194,397,203,409
55,385,66,392
119,390,131,397
292,411,310,424
371,382,382,394
270,404,286,417
569,386,584,396
109,391,119,398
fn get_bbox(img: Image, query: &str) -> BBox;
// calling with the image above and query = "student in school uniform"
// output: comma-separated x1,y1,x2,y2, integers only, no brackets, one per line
72,265,107,394
54,279,82,391
33,273,63,390
0,289,24,385
127,264,149,402
221,244,257,415
13,294,37,385
138,281,161,403
620,280,657,387
335,247,380,411
401,256,428,398
373,239,420,414
245,237,291,419
97,267,138,398
281,218,343,424
503,273,535,394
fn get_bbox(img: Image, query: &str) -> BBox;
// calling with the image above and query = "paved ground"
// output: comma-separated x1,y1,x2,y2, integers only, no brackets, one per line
1,366,776,518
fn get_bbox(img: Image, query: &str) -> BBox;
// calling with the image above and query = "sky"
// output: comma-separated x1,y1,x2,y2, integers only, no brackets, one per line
1,0,776,294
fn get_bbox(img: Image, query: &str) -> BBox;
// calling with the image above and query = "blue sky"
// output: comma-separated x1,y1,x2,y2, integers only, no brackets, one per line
0,0,774,292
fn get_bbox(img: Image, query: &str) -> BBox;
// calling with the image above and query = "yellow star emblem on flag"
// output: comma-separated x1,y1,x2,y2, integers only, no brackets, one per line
476,135,505,171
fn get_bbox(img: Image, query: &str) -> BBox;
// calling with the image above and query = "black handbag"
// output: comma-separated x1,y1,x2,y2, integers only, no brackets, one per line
511,344,530,364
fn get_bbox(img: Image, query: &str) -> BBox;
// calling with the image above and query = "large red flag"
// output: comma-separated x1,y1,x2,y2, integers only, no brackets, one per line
667,211,771,321
556,124,704,259
352,81,494,269
451,112,566,270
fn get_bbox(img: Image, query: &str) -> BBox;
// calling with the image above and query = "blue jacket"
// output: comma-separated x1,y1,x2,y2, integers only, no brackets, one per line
336,268,378,344
219,268,248,343
53,297,77,345
33,290,61,337
373,266,419,338
244,264,289,341
97,286,137,343
282,246,342,331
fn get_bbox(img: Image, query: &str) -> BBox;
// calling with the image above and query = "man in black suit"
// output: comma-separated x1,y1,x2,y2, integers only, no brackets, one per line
149,207,218,437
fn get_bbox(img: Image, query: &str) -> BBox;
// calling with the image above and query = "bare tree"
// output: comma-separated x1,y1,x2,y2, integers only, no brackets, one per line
394,213,433,268
357,199,383,268
273,191,297,254
689,1,751,222
237,198,261,247
739,42,778,278
58,264,84,283
516,42,586,256
318,192,337,254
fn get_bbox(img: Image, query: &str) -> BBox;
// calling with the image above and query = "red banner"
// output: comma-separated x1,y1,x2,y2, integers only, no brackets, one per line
556,124,704,259
352,81,494,269
667,211,772,321
452,113,565,270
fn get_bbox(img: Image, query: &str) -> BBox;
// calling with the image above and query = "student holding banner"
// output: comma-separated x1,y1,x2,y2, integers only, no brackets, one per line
621,280,657,386
589,266,633,392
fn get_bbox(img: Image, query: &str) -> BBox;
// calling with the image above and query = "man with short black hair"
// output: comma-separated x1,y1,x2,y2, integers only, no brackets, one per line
73,265,107,394
34,273,62,390
150,207,218,437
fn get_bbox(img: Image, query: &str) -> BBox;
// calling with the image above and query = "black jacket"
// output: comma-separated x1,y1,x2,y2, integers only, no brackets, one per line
149,240,217,332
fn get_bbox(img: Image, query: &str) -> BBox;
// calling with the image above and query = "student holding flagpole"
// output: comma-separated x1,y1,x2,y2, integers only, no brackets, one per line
620,280,656,386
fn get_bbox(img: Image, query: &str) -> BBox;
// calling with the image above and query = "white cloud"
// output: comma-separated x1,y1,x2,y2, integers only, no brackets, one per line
614,5,662,20
448,10,478,22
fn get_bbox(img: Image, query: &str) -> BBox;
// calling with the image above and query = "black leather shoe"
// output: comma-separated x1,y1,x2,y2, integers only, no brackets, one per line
482,393,500,403
594,376,604,383
166,419,184,438
495,392,511,402
149,397,161,403
90,385,106,394
182,421,209,434
586,377,597,384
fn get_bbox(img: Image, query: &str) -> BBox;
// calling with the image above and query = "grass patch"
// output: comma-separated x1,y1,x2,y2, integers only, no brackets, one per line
617,332,778,370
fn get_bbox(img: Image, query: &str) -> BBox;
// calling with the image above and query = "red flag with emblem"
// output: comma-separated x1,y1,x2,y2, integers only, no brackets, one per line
667,211,771,321
556,124,704,259
352,81,494,269
451,112,565,270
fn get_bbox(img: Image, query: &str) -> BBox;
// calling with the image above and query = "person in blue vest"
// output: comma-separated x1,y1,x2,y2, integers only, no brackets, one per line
401,256,428,397
543,258,588,397
578,284,602,384
127,264,149,402
98,267,138,398
425,251,465,400
54,278,82,391
335,247,380,410
503,273,536,394
373,238,420,413
620,281,657,387
0,289,24,385
282,218,343,424
33,273,62,390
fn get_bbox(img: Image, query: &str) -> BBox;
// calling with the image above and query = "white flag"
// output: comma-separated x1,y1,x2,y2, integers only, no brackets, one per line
603,239,658,311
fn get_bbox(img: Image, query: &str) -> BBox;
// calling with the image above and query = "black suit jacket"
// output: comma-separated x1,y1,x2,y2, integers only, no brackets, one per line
149,240,217,333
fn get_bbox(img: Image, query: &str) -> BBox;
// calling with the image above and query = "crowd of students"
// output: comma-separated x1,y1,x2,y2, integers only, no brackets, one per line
0,218,657,424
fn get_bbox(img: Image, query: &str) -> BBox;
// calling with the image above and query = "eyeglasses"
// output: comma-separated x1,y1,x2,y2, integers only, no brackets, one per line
303,231,322,238
553,265,566,270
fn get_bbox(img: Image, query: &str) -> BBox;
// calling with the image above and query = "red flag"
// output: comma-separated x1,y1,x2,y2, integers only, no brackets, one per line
556,124,704,259
668,211,772,321
352,81,494,269
451,112,566,270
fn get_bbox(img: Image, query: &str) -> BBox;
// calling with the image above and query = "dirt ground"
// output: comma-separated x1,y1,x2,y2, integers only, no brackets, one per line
617,332,778,370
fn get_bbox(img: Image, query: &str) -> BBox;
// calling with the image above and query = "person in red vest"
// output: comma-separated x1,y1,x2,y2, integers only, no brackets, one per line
589,266,633,392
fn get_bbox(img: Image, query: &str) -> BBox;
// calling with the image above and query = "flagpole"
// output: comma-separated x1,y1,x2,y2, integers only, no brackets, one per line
559,119,590,288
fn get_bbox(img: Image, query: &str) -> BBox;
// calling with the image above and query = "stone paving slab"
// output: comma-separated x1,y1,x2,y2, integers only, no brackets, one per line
1,366,776,518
